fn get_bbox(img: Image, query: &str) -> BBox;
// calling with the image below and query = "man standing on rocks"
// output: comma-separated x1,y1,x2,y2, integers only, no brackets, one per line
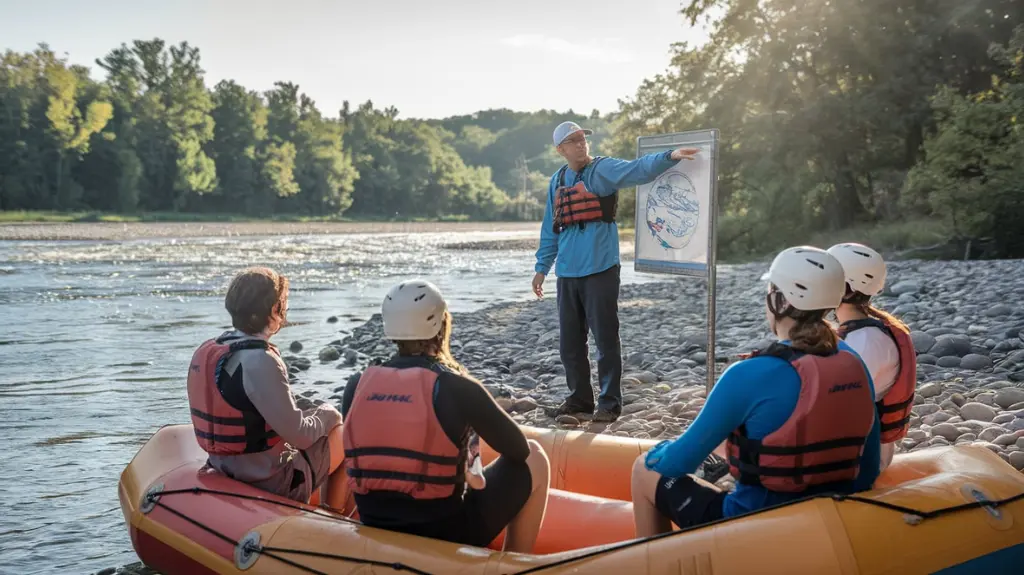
532,120,699,422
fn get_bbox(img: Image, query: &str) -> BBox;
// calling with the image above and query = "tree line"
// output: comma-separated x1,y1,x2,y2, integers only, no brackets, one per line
607,0,1024,258
0,39,613,221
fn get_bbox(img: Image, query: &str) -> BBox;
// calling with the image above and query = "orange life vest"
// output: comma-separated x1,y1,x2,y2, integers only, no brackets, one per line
186,333,282,455
727,343,876,493
342,364,462,499
552,157,616,233
838,317,918,443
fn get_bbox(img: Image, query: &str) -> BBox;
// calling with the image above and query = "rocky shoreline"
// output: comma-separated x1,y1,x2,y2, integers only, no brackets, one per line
284,258,1024,473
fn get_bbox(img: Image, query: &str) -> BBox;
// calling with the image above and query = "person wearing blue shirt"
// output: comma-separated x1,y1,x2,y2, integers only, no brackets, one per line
532,121,699,422
631,246,882,534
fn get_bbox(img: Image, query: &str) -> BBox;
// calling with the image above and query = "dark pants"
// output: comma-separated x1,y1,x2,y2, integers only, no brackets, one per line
556,264,622,414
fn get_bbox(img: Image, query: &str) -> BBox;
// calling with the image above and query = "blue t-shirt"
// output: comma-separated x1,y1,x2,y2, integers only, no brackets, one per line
645,340,881,517
534,151,678,279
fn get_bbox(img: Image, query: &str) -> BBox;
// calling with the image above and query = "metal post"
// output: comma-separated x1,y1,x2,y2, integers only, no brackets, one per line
705,130,719,394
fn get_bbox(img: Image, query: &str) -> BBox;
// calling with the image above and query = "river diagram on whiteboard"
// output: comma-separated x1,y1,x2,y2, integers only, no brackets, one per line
634,140,713,274
645,171,700,250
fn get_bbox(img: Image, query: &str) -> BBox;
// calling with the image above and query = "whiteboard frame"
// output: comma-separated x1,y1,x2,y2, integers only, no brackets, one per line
633,129,720,392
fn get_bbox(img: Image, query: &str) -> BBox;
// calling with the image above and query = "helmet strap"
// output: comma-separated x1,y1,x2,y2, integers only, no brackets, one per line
766,288,792,321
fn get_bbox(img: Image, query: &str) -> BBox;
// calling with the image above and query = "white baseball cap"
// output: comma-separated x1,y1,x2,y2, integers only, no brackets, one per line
552,121,593,146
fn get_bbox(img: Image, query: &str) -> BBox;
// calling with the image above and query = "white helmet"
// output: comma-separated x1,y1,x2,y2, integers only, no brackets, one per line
381,279,447,340
827,242,887,297
766,246,846,311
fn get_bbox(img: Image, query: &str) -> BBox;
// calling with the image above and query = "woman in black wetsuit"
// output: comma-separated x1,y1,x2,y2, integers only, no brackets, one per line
340,279,551,553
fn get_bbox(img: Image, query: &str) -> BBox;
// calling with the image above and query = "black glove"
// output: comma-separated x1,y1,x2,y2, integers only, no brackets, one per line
696,453,729,484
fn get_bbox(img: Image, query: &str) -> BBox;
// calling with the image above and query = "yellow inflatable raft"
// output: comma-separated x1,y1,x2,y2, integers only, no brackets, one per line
119,424,1024,574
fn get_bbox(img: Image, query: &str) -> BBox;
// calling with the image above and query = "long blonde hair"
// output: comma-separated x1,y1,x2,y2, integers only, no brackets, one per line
395,310,468,375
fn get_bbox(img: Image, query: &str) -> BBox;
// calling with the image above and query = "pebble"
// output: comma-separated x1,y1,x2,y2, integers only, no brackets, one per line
979,427,1007,442
986,304,1013,318
1011,452,1024,471
923,412,953,425
512,397,539,413
930,423,959,441
289,341,303,352
995,389,1024,409
959,403,998,422
285,356,311,371
960,354,993,371
623,402,651,415
994,433,1020,447
318,346,341,362
911,332,937,354
890,280,922,295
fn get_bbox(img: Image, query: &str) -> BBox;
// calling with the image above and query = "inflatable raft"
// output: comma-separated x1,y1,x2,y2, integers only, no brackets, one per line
119,424,1024,574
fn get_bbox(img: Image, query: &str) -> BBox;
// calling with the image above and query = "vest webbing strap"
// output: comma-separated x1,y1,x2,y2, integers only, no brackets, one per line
346,469,459,485
194,428,279,444
344,446,460,466
728,456,861,478
729,433,867,456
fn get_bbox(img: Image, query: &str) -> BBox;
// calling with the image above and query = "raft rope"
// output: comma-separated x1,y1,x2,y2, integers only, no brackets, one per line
145,485,1024,574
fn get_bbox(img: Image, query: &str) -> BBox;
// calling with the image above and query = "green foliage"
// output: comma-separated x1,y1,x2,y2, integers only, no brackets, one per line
0,46,115,209
612,0,1023,257
906,26,1024,257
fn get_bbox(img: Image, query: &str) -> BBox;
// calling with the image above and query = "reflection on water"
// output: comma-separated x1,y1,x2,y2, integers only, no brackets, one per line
0,229,658,574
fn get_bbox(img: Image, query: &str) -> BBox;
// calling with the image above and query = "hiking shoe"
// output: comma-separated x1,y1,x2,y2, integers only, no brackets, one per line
592,408,620,423
547,399,593,418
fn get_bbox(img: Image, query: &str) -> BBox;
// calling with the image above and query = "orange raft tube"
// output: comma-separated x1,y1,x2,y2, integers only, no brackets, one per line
119,424,1024,574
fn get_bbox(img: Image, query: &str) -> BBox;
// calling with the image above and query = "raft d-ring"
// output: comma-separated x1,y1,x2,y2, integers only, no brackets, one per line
959,483,1013,531
235,531,262,570
140,482,164,514
962,484,1002,520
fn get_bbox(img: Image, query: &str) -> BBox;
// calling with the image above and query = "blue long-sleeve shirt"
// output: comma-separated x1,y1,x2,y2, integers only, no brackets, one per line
644,340,881,517
534,151,678,278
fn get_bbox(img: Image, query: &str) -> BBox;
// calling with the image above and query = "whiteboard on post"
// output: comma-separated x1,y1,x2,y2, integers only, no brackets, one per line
632,128,720,393
633,129,719,278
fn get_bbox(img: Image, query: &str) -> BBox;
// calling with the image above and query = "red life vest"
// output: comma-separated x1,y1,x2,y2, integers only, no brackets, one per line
342,365,462,499
838,317,918,443
727,343,876,493
552,157,616,234
186,333,282,455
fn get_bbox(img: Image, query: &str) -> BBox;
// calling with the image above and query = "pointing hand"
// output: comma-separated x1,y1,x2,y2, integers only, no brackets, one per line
670,147,700,161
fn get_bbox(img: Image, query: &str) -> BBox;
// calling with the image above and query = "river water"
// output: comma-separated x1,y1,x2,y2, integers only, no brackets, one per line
0,226,658,575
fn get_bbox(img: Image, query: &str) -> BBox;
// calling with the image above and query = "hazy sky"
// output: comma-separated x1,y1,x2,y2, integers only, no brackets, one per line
1,0,708,119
